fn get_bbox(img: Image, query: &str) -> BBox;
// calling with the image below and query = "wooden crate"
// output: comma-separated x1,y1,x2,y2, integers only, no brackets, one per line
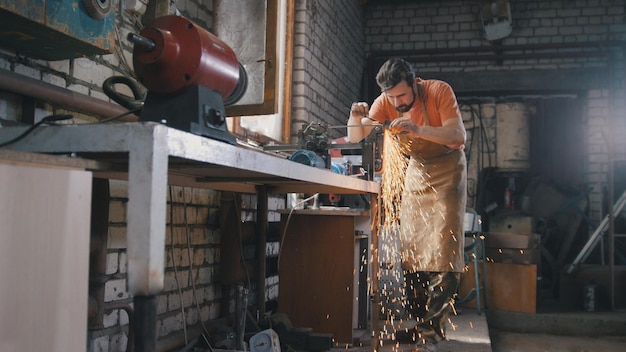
483,232,540,264
459,262,537,313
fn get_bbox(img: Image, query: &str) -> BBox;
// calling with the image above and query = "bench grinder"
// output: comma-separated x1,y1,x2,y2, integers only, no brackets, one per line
128,15,247,144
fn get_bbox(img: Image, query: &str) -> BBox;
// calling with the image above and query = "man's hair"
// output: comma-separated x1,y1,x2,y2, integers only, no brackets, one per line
375,58,416,92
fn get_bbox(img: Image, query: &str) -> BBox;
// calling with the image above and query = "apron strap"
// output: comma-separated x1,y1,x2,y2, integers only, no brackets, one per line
417,82,431,126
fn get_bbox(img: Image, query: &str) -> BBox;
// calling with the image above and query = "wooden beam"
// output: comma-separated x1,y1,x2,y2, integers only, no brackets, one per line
422,68,608,96
143,0,170,25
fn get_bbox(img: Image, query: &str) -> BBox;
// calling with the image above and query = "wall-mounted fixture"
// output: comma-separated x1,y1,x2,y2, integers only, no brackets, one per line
0,0,115,60
480,0,512,41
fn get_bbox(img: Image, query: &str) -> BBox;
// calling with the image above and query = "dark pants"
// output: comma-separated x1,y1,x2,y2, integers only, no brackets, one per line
401,271,460,344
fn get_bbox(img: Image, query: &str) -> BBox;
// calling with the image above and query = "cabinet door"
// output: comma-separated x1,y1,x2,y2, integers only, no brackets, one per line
0,162,92,352
278,214,355,343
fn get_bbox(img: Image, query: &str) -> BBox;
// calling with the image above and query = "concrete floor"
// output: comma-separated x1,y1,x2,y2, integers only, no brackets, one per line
330,307,626,352
435,311,491,352
488,309,626,352
490,330,626,352
332,310,492,352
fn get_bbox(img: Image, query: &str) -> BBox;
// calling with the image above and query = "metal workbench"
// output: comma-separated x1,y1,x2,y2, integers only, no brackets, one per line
0,121,380,351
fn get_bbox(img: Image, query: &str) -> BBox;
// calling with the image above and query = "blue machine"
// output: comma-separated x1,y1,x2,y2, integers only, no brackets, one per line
288,149,326,169
0,0,116,60
331,162,348,175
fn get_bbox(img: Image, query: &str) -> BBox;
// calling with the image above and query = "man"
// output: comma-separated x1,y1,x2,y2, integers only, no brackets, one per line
347,58,466,352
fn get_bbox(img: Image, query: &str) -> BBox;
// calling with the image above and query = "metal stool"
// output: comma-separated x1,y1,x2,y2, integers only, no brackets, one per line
457,208,488,314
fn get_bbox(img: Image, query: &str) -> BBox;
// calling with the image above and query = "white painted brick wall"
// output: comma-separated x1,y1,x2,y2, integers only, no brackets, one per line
89,336,109,352
105,252,118,275
82,174,228,348
109,333,129,352
105,279,129,302
291,0,366,141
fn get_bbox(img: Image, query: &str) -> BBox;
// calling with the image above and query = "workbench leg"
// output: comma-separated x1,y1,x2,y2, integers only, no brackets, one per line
256,186,268,318
370,193,380,352
134,296,157,352
127,126,169,351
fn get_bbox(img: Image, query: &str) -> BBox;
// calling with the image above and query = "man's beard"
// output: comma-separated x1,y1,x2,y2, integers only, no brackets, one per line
394,86,417,113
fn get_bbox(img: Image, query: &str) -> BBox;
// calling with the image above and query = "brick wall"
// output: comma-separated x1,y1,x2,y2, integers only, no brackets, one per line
90,180,284,351
364,1,626,51
291,0,366,141
89,181,224,350
362,0,626,226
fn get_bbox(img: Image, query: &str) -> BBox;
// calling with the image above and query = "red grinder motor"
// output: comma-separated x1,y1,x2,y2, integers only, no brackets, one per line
128,15,247,144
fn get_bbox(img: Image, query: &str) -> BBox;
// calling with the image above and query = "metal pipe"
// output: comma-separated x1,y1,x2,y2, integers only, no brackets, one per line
370,194,380,350
88,179,111,329
607,53,616,311
128,33,156,52
103,302,136,352
0,68,138,121
235,285,249,350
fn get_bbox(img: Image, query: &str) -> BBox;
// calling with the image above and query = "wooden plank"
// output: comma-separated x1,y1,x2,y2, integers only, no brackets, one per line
0,149,103,170
142,0,170,25
426,68,607,94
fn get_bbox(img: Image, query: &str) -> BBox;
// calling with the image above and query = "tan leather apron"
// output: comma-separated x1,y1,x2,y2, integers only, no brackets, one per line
397,94,467,273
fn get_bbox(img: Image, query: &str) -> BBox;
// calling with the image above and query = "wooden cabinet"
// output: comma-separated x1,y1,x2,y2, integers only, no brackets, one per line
278,209,370,344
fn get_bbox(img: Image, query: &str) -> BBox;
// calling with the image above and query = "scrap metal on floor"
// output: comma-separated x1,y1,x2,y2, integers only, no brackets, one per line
331,310,492,352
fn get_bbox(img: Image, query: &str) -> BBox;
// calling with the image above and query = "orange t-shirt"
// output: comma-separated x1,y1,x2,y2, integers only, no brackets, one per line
369,78,461,127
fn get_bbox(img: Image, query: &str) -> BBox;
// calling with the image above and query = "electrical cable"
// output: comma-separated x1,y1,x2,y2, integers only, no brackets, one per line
98,106,142,124
0,108,140,150
222,195,252,352
180,186,214,351
232,196,252,290
474,102,494,169
0,114,73,148
460,103,479,206
473,101,492,213
113,22,136,79
277,193,319,272
168,186,189,345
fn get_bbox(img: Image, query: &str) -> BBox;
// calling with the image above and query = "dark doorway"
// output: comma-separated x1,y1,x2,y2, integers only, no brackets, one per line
529,97,585,190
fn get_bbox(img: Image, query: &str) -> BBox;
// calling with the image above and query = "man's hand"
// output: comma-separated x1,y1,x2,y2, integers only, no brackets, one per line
347,102,377,143
387,116,414,135
388,116,466,150
350,102,369,122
